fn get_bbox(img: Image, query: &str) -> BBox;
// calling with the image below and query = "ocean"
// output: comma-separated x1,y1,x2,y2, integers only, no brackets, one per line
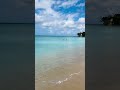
86,25,120,90
0,24,34,90
1,24,120,90
35,36,85,90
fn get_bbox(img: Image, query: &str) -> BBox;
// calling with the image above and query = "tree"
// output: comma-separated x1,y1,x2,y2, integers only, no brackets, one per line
101,14,120,25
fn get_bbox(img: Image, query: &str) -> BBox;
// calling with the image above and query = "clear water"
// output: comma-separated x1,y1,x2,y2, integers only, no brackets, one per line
35,36,85,90
35,36,85,73
86,25,120,90
35,36,84,55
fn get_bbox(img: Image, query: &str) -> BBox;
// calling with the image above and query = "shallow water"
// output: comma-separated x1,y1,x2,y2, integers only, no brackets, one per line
86,25,120,90
35,36,85,90
0,24,34,90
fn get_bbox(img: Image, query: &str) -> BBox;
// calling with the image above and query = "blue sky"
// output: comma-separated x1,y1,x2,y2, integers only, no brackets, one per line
35,0,85,36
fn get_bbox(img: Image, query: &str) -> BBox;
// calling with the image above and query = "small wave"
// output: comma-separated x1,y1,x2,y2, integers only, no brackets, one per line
40,71,81,85
55,72,81,84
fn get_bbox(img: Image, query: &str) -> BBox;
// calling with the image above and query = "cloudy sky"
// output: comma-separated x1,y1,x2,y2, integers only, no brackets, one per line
0,0,33,23
86,0,120,24
35,0,85,36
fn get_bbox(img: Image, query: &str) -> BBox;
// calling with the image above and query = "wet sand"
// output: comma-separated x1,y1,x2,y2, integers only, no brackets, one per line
35,59,85,90
35,37,85,90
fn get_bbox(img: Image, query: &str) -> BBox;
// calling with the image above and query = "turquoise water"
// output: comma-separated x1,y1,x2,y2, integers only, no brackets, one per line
35,36,85,72
35,36,85,89
35,36,84,55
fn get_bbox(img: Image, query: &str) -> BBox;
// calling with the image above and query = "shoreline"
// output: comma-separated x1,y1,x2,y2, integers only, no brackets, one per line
35,36,85,90
35,59,85,90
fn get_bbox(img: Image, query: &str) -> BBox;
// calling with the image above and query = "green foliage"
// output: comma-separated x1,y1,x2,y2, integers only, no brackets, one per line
101,14,120,25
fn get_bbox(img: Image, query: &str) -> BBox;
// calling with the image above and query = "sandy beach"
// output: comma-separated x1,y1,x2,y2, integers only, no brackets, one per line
36,61,85,90
35,37,85,90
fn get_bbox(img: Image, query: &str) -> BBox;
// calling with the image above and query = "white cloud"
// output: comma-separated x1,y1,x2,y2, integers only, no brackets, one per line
59,0,78,8
35,0,85,35
35,0,52,9
63,18,75,28
77,3,85,7
78,17,85,23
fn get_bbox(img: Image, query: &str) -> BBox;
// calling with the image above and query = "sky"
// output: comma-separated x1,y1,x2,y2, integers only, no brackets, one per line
0,0,33,23
86,0,120,24
35,0,85,36
0,0,119,25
